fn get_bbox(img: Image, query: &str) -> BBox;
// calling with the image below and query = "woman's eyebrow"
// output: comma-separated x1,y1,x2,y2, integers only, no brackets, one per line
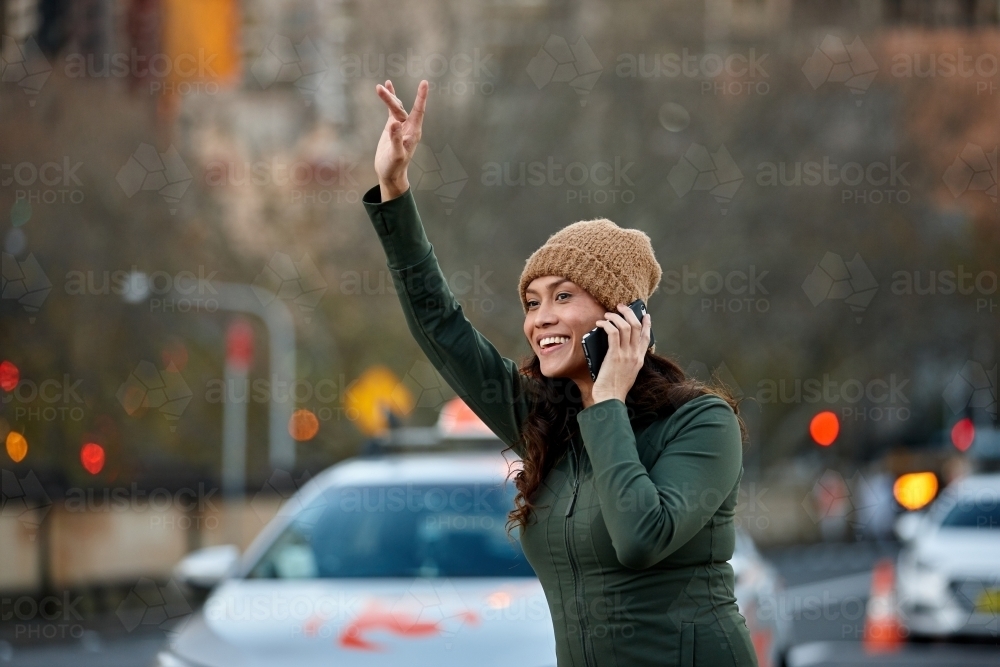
526,279,572,296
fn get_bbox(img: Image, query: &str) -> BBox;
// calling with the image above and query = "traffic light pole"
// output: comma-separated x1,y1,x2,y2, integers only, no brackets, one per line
169,281,297,470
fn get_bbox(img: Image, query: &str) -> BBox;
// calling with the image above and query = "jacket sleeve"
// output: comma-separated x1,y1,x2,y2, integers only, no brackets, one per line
576,394,743,569
362,184,532,456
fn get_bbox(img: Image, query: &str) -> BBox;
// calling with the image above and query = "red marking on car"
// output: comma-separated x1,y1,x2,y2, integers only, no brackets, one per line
338,602,478,651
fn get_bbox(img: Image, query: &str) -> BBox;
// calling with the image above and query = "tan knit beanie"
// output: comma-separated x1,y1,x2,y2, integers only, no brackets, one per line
518,218,662,316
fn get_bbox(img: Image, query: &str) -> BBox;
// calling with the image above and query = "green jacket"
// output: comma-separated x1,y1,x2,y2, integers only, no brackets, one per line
362,184,757,667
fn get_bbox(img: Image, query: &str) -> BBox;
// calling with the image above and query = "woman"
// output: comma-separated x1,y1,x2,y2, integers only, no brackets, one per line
363,79,758,667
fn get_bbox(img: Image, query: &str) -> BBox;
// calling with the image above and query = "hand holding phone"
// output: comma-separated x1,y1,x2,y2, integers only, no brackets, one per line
581,299,654,381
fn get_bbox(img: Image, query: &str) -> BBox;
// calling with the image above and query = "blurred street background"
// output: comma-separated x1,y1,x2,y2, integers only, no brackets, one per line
1,0,999,665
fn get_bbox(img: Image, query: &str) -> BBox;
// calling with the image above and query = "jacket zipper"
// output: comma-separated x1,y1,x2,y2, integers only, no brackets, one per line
564,438,595,667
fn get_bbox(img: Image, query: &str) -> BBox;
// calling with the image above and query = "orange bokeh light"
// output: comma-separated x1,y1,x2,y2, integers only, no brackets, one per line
289,409,320,441
893,472,938,511
809,411,839,446
6,432,28,463
80,442,106,475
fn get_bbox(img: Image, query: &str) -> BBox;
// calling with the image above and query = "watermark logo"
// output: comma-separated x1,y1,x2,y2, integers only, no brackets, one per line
890,49,998,95
252,252,327,323
3,157,85,205
410,144,468,214
251,469,316,522
64,49,221,97
250,35,326,104
756,374,909,422
943,143,997,205
802,35,878,106
1,36,51,105
943,360,997,419
801,252,878,323
664,267,769,314
684,360,744,398
616,48,770,97
952,578,1000,634
339,48,495,97
667,143,743,214
1,251,52,322
526,34,602,106
399,360,449,411
0,469,52,537
803,469,878,538
480,156,636,205
3,374,87,423
116,144,193,214
204,156,361,205
116,361,193,429
890,266,997,313
755,156,911,205
116,578,192,636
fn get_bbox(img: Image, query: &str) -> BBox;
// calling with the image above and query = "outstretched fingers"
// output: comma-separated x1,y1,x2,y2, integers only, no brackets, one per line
408,80,428,130
376,81,408,122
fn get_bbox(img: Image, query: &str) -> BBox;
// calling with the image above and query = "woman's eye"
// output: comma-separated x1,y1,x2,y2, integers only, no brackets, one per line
556,292,570,300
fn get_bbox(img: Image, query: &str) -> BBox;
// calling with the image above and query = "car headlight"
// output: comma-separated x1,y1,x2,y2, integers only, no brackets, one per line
152,651,196,667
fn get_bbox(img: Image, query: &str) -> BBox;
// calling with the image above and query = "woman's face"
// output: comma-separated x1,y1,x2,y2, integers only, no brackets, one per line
523,276,607,381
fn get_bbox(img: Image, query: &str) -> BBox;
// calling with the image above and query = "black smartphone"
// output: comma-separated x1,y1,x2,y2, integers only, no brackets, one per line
581,298,654,381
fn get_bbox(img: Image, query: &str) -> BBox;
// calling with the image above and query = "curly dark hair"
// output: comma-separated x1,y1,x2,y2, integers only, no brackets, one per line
503,350,748,536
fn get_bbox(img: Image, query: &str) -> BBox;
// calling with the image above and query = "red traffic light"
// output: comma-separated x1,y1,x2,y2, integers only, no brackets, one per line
810,411,840,446
226,319,254,370
80,442,105,475
951,418,975,452
0,360,19,392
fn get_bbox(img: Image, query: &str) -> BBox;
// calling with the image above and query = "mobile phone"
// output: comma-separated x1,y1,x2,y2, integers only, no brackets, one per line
581,299,654,381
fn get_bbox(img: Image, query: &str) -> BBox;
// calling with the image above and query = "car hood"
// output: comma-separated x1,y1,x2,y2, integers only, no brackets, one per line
912,529,1000,579
168,578,556,667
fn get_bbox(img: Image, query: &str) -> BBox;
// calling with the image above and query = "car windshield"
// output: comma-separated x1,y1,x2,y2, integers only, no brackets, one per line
247,482,535,578
940,492,1000,529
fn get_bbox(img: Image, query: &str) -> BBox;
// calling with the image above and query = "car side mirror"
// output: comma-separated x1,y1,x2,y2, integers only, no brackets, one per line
174,545,240,592
893,511,925,543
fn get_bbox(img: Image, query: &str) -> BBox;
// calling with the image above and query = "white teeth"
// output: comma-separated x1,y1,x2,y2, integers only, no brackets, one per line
540,336,570,348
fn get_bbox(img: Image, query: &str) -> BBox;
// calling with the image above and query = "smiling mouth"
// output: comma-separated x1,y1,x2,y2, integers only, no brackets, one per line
539,336,571,354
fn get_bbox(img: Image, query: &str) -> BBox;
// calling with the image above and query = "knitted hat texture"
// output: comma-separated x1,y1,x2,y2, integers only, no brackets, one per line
518,218,662,315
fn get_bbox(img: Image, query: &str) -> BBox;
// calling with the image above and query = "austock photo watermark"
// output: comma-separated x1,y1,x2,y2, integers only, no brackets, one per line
203,156,362,205
755,156,912,205
889,47,999,95
339,47,496,97
660,265,771,314
205,373,359,424
803,251,998,321
616,47,771,97
336,265,496,314
756,373,911,423
481,155,637,204
1,592,86,641
63,48,223,97
62,481,222,532
64,266,221,312
1,157,85,205
1,374,86,423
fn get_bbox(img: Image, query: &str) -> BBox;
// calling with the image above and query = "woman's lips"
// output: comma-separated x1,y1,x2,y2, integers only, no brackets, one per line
540,340,569,355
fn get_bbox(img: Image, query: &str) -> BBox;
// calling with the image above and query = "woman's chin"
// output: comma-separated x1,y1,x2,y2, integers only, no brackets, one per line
539,359,582,380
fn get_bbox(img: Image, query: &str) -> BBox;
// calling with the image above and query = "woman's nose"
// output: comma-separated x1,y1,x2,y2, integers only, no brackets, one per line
534,299,558,323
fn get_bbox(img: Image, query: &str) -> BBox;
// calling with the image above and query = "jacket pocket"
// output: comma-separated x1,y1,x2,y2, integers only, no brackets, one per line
680,622,695,667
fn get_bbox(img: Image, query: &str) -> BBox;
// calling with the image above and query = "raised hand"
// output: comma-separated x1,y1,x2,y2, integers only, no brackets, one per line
374,79,428,201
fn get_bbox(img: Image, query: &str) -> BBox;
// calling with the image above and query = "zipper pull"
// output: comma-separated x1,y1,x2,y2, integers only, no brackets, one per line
565,477,579,517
